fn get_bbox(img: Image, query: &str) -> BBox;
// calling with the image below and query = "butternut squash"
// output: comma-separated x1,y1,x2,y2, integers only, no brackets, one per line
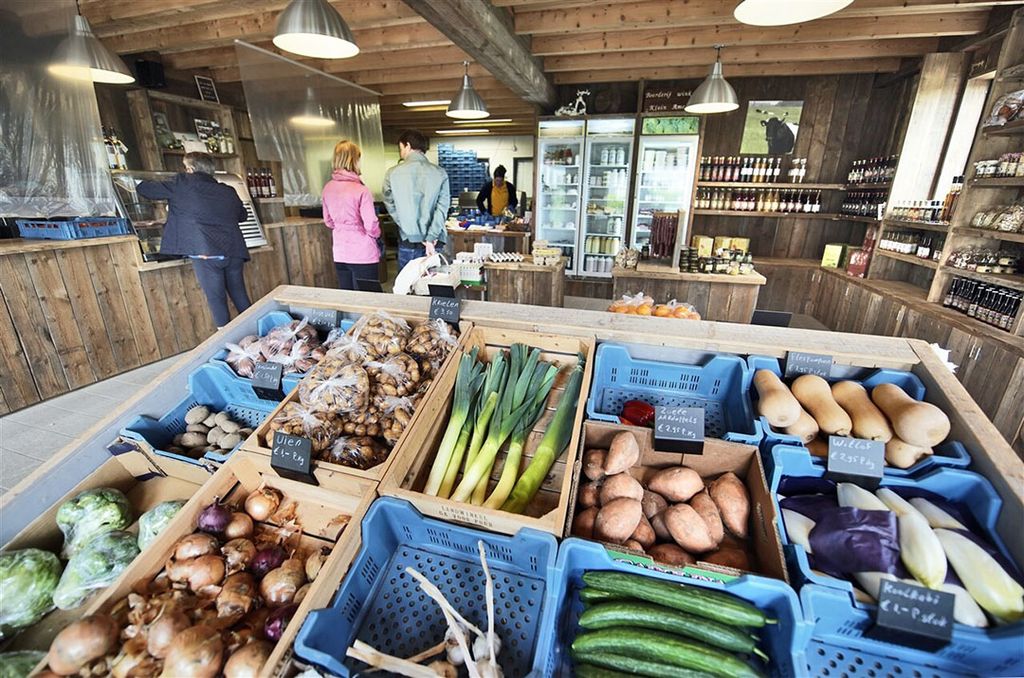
807,437,829,458
831,381,893,442
791,374,852,436
885,436,933,469
753,369,801,428
871,383,950,448
783,407,819,443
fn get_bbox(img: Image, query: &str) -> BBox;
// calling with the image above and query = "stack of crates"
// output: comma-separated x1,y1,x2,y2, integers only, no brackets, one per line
437,143,491,198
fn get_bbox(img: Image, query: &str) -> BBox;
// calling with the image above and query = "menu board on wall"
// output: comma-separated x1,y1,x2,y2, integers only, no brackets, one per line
643,81,695,113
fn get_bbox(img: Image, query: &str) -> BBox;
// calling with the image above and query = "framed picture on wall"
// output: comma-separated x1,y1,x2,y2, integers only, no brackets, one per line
740,100,804,155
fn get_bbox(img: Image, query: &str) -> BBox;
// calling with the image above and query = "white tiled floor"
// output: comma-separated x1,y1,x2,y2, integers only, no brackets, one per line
0,357,179,494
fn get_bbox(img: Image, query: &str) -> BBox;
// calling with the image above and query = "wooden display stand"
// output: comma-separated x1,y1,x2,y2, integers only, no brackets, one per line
484,255,567,307
448,227,532,255
612,261,766,323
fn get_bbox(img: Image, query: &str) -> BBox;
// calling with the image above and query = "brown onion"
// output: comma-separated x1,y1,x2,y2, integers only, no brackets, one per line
161,625,224,678
222,538,256,573
174,533,219,561
294,583,311,605
47,614,119,675
259,559,305,607
167,554,225,592
238,607,271,640
146,605,191,658
223,639,273,678
244,487,282,521
304,546,329,581
217,572,258,618
112,637,159,678
224,512,255,540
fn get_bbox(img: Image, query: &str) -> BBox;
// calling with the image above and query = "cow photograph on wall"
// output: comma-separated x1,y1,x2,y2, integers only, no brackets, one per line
739,100,803,155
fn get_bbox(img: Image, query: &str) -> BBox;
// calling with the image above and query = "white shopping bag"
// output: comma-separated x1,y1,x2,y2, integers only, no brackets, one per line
392,254,439,295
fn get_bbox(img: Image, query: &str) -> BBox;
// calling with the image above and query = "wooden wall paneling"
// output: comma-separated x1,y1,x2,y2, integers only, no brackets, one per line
564,278,613,300
110,242,163,364
138,269,183,357
282,226,305,286
55,248,120,380
992,358,1024,447
0,291,39,412
83,244,144,370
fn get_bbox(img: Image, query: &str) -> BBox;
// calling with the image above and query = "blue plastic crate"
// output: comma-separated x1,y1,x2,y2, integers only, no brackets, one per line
748,355,970,477
544,539,811,678
16,216,129,240
294,498,558,677
770,446,1023,677
120,362,278,467
586,342,762,445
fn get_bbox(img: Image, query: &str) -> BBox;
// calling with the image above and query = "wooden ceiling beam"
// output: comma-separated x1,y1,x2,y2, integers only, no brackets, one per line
531,11,988,56
552,58,906,84
400,0,556,106
543,38,940,72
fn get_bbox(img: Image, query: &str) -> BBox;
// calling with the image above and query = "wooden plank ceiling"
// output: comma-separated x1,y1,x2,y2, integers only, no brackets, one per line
79,0,1016,136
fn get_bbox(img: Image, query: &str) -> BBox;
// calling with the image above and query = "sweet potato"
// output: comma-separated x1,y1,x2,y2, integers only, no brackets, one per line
689,491,724,547
708,472,750,538
622,539,645,552
599,473,644,505
604,432,640,475
649,511,671,541
663,504,717,553
594,498,643,544
578,481,601,508
641,490,668,519
630,515,656,548
572,507,598,539
704,547,751,571
583,449,607,481
648,543,695,567
647,466,704,502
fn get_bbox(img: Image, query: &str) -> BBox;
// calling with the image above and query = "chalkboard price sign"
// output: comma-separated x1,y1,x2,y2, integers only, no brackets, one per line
430,295,461,325
654,407,704,454
784,352,833,379
251,362,284,401
303,307,340,329
826,436,885,488
868,579,955,651
271,432,318,485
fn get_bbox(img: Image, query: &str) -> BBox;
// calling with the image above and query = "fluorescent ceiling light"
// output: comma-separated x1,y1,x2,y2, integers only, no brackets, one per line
274,0,359,59
403,100,452,107
48,15,134,85
447,61,489,119
453,118,511,124
734,0,853,26
685,46,739,115
436,129,489,135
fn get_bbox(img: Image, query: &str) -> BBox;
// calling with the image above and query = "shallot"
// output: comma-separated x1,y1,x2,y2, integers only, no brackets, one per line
305,546,329,581
217,572,258,618
166,554,226,592
222,538,257,573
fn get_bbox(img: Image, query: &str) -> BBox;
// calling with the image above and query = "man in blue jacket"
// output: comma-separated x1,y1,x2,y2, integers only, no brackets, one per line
383,130,451,271
137,152,251,328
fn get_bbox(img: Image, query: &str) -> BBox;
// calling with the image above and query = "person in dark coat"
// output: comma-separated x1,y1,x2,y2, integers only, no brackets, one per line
476,165,518,216
137,152,251,328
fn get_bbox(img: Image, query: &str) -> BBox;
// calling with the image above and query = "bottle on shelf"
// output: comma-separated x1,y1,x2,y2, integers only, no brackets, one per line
944,277,1022,330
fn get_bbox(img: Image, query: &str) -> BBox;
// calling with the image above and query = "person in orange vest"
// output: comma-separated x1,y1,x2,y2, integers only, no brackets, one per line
475,165,518,216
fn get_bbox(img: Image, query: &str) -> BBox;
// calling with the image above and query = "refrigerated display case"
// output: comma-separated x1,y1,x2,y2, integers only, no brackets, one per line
631,117,699,259
580,117,635,277
535,120,585,271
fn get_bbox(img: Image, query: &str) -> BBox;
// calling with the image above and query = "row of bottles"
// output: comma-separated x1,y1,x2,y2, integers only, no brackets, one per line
596,146,629,166
544,146,576,166
699,156,789,183
878,231,944,261
890,200,948,224
246,168,277,198
583,255,615,273
947,247,1020,275
973,153,1024,178
939,176,964,223
943,277,1022,331
695,188,822,213
840,189,887,218
847,156,897,184
585,236,620,255
588,169,628,188
205,130,235,156
103,127,128,170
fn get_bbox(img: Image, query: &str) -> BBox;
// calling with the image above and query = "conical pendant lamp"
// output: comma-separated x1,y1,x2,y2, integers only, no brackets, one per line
48,14,134,84
290,85,336,128
684,46,738,115
274,0,359,59
734,0,853,26
447,62,489,120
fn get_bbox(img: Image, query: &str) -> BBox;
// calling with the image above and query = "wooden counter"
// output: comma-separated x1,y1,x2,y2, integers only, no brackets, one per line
483,256,566,307
447,227,531,255
612,261,766,324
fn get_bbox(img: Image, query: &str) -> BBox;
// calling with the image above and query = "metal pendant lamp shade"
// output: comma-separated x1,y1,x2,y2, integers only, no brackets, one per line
734,0,854,26
685,49,738,115
49,15,134,84
274,0,359,59
447,62,489,120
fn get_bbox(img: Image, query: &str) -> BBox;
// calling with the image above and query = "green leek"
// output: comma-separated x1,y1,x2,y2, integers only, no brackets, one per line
437,423,472,500
424,349,483,496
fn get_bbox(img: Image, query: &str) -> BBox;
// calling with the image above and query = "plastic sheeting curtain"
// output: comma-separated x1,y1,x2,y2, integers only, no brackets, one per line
235,41,386,207
0,0,118,218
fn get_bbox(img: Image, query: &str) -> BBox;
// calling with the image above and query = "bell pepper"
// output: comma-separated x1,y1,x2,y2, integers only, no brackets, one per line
620,399,655,427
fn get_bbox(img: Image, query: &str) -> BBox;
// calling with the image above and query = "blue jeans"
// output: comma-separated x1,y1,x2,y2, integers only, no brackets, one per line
191,256,251,327
398,241,426,272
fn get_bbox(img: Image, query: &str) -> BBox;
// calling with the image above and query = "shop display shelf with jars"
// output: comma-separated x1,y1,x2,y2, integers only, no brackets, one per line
875,249,940,269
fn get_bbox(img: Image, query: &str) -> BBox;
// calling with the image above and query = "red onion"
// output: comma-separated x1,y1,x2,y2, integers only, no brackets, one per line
197,499,232,535
263,604,297,642
250,545,287,578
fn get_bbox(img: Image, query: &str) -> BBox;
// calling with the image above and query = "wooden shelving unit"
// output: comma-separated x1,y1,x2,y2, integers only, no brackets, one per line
883,218,950,233
693,209,837,219
953,227,1024,243
837,214,882,224
942,265,1024,291
982,118,1024,136
696,181,843,190
970,176,1024,187
876,249,940,269
843,182,892,191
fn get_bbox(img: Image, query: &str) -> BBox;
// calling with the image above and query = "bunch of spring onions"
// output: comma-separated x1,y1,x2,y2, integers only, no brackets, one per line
424,343,585,514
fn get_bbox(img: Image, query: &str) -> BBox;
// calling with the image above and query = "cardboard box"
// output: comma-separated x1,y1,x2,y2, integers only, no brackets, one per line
713,235,732,253
691,234,713,258
821,243,847,269
565,420,788,583
846,247,869,278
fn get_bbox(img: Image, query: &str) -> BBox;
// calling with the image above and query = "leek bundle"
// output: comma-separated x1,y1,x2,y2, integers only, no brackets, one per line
424,349,484,496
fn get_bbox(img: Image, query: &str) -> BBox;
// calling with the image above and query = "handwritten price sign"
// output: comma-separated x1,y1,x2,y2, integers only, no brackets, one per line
826,436,884,488
869,579,955,651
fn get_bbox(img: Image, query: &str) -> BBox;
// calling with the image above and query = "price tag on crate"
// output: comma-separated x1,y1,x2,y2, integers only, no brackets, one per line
825,436,885,488
251,362,284,401
271,432,318,485
867,579,955,651
290,305,340,330
785,351,833,378
654,407,704,454
429,295,461,325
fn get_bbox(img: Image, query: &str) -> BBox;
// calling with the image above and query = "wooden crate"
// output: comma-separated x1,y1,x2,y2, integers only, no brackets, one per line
1,452,202,655
242,319,470,488
29,450,376,678
378,325,595,536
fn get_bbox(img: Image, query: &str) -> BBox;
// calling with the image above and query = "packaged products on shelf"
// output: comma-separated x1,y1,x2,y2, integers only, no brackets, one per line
878,230,944,260
969,203,1024,233
840,189,887,218
696,188,821,213
846,156,898,184
890,200,947,223
943,276,1023,330
947,247,1021,274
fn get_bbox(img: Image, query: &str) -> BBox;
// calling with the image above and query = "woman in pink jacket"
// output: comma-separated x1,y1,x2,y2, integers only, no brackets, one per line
322,140,381,290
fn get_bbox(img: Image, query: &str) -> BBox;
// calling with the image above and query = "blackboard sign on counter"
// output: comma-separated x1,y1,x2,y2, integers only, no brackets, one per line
654,406,705,454
868,579,955,651
271,431,318,485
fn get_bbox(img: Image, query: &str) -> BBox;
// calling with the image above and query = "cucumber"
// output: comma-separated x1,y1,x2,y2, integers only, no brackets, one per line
579,601,767,659
582,571,770,628
574,664,631,678
572,629,765,678
580,587,625,604
573,648,716,677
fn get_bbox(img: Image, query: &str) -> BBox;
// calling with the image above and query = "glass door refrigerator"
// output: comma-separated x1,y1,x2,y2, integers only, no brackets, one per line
631,117,700,261
579,117,636,277
535,119,586,272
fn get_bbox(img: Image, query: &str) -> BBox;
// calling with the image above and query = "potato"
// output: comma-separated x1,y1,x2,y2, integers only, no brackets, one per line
708,472,750,538
689,491,725,546
203,413,218,428
181,431,208,449
604,432,640,475
704,547,751,571
220,433,242,450
663,504,717,553
647,466,704,502
578,481,601,508
214,411,233,428
630,514,656,548
583,449,607,481
641,490,668,519
648,543,695,567
622,539,645,552
185,405,210,425
186,423,210,434
206,426,225,445
650,511,671,541
599,473,644,505
594,498,643,544
172,433,185,447
572,507,598,539
220,418,241,434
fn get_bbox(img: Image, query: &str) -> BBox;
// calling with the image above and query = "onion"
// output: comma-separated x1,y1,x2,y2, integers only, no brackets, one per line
223,639,273,678
222,538,256,573
305,546,329,581
146,605,191,658
250,545,287,578
197,499,232,535
239,607,271,640
174,533,220,561
47,613,119,675
217,572,258,618
161,625,224,678
111,637,158,678
294,583,311,605
259,559,305,607
167,554,226,592
224,512,255,540
263,604,297,642
244,487,282,521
